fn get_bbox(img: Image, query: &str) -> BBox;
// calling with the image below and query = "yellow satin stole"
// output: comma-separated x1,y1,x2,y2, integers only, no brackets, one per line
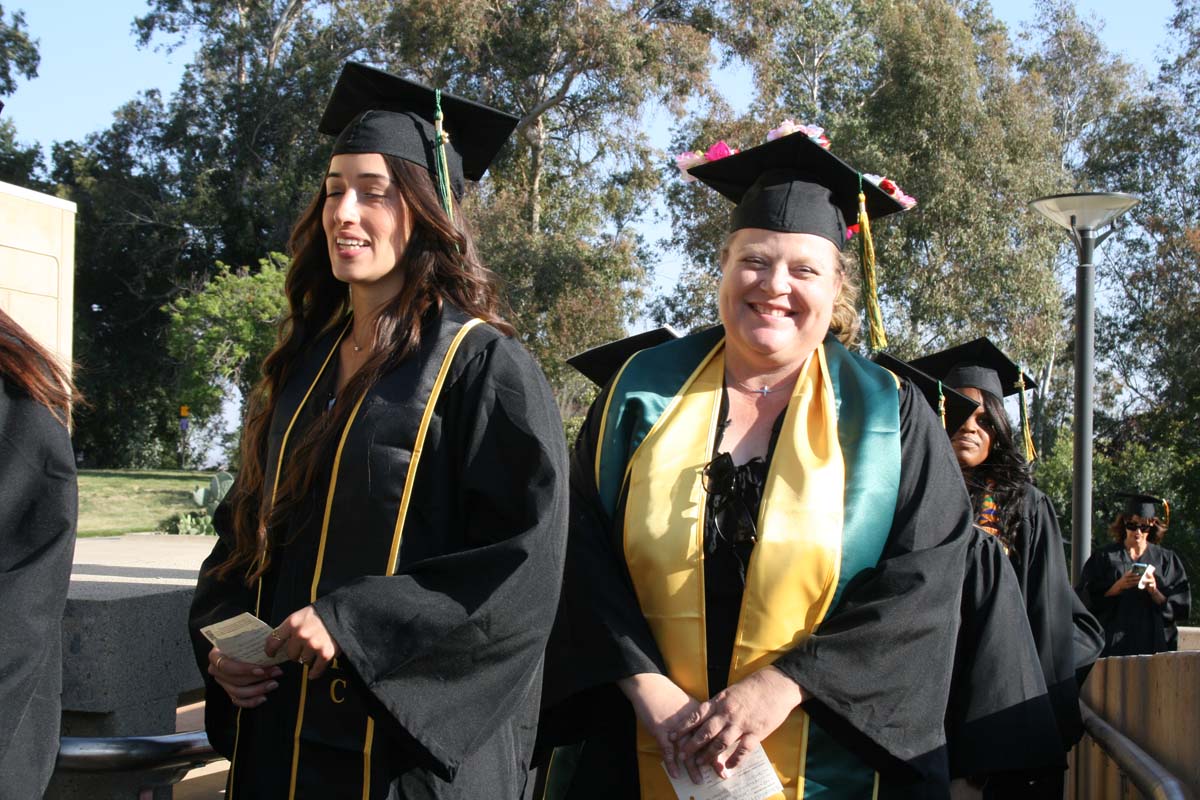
623,342,847,800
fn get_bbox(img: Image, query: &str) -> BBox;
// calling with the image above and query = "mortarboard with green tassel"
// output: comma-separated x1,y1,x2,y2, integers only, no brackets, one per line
317,62,519,220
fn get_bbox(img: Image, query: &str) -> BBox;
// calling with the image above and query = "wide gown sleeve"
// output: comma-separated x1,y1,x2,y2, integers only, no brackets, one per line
187,480,260,757
1158,548,1191,639
771,383,1060,783
0,387,77,792
310,337,569,781
1019,489,1102,749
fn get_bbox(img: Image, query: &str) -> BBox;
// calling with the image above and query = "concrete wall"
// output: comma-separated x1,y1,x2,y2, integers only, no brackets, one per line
1069,652,1200,798
0,180,76,362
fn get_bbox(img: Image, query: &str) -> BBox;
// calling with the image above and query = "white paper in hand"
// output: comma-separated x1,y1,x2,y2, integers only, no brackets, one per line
200,612,289,666
662,745,784,800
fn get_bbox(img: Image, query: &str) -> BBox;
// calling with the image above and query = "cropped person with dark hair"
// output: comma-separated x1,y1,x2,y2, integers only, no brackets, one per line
912,339,1104,798
188,63,568,799
1077,494,1190,657
0,309,80,799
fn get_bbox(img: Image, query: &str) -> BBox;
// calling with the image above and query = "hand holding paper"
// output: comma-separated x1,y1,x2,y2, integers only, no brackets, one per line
662,745,783,800
200,612,289,666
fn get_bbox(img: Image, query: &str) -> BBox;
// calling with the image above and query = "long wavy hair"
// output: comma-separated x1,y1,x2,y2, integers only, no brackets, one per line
0,308,81,429
213,155,513,584
962,390,1029,556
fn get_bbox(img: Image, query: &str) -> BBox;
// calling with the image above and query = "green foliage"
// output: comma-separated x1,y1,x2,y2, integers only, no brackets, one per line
160,509,218,536
0,117,43,187
164,254,288,421
52,1,719,464
0,4,38,96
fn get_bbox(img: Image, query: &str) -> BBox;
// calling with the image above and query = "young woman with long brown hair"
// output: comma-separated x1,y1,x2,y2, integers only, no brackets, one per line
188,63,568,799
0,309,80,797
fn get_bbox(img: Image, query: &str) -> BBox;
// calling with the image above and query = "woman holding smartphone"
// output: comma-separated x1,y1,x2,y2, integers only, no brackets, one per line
1077,494,1190,656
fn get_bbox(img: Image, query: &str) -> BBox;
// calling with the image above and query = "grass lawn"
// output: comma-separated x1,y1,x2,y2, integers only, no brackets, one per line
77,469,216,536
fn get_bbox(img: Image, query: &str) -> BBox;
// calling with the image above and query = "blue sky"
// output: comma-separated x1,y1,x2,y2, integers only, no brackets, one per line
7,0,1180,154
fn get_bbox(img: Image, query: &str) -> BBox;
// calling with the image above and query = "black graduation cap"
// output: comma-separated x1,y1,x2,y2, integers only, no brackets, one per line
908,337,1037,402
1118,493,1168,522
566,326,681,387
318,62,520,197
872,353,980,433
685,132,908,249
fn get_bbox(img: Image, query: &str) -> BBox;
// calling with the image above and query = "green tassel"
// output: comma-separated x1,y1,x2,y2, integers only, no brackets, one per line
857,175,887,351
433,89,455,224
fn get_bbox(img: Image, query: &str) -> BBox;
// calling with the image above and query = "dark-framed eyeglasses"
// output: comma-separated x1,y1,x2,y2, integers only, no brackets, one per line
1124,521,1157,533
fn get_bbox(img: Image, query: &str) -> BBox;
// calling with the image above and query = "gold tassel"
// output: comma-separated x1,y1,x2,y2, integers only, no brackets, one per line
1162,498,1170,529
857,187,887,351
937,380,947,430
1016,375,1037,462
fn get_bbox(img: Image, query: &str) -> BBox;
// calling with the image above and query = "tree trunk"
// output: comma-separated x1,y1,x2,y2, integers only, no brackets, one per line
528,116,545,234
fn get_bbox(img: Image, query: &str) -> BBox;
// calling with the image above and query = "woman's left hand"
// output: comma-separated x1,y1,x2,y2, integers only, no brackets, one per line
264,605,342,679
1142,574,1167,604
670,666,805,778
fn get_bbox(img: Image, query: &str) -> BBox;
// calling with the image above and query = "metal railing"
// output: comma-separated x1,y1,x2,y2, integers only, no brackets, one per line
1080,702,1192,800
56,730,220,774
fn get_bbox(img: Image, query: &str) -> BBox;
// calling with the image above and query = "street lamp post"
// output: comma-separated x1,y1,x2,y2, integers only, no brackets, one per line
1029,192,1139,583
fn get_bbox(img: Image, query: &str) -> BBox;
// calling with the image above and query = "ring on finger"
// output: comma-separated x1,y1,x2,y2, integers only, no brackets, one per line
269,629,285,641
215,655,225,671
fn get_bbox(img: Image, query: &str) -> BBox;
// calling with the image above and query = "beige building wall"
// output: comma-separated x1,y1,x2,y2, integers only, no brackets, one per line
0,180,77,363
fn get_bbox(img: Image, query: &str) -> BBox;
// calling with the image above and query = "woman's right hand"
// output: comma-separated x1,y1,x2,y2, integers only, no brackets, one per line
208,647,284,709
618,672,703,782
1105,570,1141,597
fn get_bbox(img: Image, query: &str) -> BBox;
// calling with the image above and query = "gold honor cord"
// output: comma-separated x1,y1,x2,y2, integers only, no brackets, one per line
1015,375,1037,462
227,321,350,800
385,318,483,574
288,386,371,800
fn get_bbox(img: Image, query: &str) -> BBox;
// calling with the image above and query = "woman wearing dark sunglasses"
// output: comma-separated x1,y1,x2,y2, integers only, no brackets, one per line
1077,494,1191,656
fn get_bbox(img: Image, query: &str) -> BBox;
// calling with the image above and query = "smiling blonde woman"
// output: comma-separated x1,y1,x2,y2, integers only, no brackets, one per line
538,128,1063,799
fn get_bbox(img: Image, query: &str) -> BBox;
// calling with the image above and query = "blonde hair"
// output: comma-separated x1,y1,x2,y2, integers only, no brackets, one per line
718,233,861,347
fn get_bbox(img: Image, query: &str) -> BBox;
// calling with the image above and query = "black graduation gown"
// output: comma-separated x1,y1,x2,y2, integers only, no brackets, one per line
189,307,569,800
540,379,1061,798
1000,488,1103,751
1076,542,1191,656
0,377,77,799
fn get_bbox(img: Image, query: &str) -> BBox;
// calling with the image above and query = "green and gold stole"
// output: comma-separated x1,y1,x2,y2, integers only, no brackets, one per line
596,328,902,800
